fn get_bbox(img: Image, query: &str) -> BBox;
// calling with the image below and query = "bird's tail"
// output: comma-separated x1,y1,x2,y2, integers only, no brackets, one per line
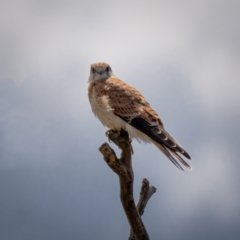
152,141,192,171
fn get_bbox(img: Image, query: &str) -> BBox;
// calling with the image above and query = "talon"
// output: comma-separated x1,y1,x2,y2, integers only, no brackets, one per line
105,129,115,142
105,129,112,137
105,129,121,137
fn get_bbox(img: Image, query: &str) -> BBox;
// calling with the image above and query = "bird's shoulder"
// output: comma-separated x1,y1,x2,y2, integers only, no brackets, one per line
91,77,147,103
88,77,164,127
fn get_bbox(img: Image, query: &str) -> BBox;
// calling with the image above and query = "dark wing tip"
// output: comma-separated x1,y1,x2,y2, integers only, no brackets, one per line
171,150,192,170
182,151,191,160
117,116,192,170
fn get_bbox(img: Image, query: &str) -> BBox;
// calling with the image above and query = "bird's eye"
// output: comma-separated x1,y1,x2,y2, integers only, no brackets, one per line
106,66,110,72
92,68,96,73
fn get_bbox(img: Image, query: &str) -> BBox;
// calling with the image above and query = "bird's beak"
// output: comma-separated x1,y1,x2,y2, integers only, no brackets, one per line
97,68,104,74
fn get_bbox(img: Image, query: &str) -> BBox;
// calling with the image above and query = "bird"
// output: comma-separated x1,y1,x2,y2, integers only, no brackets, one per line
88,62,191,170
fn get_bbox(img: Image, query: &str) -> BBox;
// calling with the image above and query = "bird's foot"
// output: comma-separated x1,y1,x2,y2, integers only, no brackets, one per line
105,129,134,155
105,129,121,142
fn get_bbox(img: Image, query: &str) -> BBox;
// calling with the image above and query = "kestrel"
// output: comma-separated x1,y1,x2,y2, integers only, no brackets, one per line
88,62,191,170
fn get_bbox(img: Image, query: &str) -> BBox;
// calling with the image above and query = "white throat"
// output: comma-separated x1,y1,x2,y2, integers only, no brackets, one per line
88,71,114,83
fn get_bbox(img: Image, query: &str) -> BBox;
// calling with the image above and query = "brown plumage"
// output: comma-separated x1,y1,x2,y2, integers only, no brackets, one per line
88,62,191,170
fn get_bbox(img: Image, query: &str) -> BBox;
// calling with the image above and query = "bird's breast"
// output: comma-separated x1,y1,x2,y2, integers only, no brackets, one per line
88,84,124,130
87,81,151,143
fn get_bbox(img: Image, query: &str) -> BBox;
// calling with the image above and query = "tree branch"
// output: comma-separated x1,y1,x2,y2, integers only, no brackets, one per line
99,129,155,240
129,179,157,240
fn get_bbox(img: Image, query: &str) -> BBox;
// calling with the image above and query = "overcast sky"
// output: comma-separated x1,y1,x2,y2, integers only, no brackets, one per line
1,0,240,239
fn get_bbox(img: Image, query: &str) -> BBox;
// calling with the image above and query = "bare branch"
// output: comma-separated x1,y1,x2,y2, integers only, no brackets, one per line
99,129,150,240
129,179,157,240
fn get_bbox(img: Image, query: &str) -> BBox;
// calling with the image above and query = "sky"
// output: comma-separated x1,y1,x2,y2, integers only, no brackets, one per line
0,0,240,239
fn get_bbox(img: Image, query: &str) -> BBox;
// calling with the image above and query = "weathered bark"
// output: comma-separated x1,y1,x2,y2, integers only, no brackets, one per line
99,129,156,240
129,179,157,240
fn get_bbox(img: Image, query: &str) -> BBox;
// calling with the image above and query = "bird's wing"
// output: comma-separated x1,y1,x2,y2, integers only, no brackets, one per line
97,77,191,170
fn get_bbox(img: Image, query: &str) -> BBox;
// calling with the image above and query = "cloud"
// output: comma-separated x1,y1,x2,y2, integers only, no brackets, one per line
1,0,240,239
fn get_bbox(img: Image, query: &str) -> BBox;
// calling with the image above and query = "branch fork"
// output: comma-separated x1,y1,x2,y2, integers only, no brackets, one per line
99,129,156,240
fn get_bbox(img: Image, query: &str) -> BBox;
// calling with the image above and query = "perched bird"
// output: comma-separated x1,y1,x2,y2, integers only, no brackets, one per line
88,62,191,170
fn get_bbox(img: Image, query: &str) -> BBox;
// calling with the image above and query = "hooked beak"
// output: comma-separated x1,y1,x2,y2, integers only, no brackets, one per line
97,68,104,74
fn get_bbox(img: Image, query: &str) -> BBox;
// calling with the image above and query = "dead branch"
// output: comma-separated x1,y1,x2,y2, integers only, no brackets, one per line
129,179,157,240
99,129,156,240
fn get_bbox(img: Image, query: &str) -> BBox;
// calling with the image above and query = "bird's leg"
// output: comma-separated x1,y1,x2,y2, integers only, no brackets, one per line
105,129,111,137
105,129,134,155
105,129,121,142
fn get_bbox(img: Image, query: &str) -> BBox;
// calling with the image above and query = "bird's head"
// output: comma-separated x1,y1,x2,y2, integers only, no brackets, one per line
88,62,114,83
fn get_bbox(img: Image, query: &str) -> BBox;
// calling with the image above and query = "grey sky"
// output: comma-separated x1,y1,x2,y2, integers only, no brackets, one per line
1,0,240,239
